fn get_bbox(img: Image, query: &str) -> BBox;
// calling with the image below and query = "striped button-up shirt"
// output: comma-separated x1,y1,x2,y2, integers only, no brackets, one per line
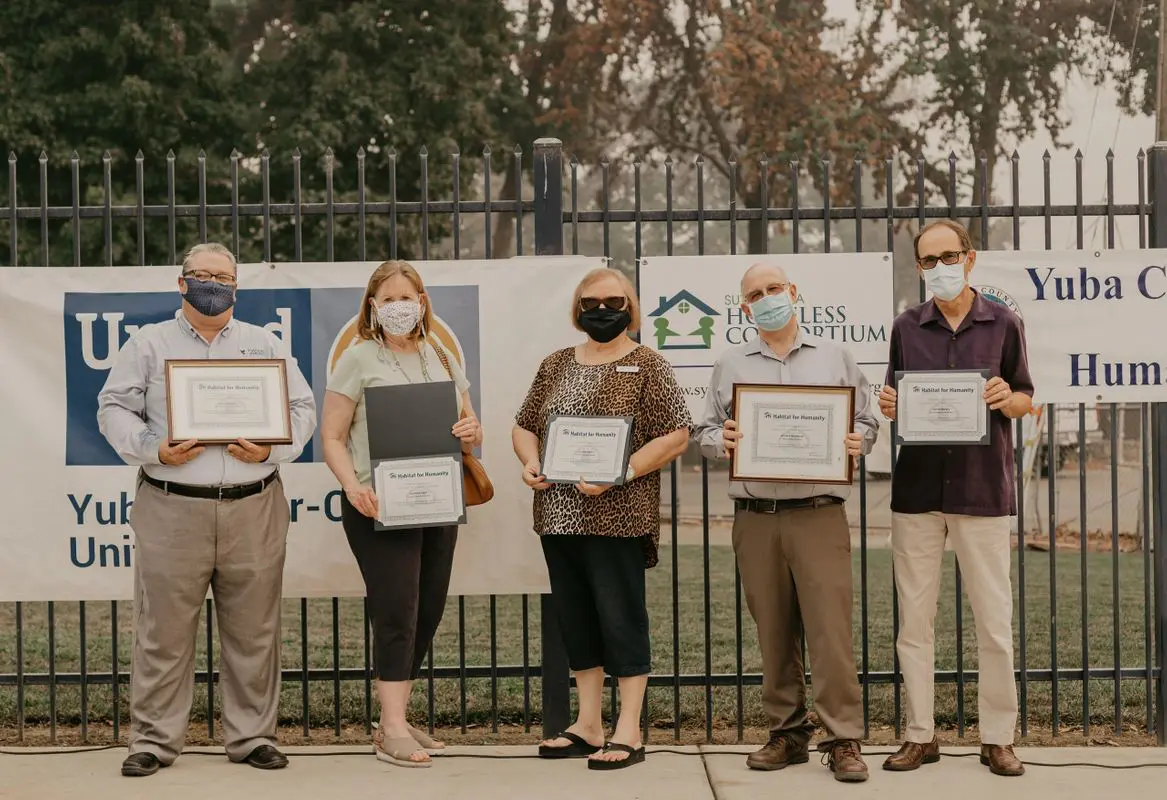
693,333,879,501
97,309,317,486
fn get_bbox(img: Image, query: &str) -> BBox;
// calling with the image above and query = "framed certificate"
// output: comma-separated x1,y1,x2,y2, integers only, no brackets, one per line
541,415,635,485
164,359,293,445
894,369,991,446
372,455,466,531
730,383,856,484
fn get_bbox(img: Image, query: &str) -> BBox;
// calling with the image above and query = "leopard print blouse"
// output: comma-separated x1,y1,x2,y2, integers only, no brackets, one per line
514,345,693,568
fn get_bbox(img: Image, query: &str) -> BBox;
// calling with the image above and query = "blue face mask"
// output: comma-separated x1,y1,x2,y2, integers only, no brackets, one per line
748,291,795,331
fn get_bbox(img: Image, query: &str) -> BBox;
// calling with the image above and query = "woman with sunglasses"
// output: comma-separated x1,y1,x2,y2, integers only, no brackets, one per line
511,267,692,770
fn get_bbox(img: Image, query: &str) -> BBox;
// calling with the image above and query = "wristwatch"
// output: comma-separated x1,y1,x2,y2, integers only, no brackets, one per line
625,464,637,482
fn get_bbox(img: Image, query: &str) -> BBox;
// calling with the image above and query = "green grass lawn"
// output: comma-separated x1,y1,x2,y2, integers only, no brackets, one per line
0,547,1157,741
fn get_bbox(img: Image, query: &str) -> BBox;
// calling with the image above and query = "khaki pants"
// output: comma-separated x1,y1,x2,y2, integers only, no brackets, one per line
732,502,863,746
128,475,290,763
890,512,1018,745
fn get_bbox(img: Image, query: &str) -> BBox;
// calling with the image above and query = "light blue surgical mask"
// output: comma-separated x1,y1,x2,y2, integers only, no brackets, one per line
924,261,967,301
748,292,794,331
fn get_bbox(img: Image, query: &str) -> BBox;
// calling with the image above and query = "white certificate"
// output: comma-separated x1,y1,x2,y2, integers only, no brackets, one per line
374,456,465,529
165,359,293,445
731,383,856,484
541,415,634,485
894,370,991,445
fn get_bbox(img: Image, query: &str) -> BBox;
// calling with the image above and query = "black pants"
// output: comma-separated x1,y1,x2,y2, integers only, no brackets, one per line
340,494,457,681
540,534,650,678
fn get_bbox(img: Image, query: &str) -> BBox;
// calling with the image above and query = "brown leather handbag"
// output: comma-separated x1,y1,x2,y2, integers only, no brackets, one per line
429,338,494,506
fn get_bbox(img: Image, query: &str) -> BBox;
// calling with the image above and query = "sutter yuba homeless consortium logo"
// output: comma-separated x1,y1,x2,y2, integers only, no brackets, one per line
646,290,720,350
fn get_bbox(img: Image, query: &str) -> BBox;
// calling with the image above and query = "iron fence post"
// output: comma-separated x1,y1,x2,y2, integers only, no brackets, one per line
1146,142,1167,745
533,137,572,737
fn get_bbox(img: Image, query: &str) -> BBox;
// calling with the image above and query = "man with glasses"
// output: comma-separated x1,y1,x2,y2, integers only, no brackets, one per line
97,242,317,777
693,263,878,783
878,219,1032,777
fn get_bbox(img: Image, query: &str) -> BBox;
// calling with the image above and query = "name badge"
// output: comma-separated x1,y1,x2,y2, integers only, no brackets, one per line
616,365,640,373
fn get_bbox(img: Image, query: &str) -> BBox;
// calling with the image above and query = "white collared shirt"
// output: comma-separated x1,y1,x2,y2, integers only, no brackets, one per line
97,309,317,486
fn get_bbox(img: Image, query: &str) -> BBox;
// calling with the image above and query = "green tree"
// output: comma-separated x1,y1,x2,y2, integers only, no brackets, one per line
234,0,530,261
0,0,247,266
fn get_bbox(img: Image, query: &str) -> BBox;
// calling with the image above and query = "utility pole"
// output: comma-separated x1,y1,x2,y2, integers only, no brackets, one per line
1159,0,1167,139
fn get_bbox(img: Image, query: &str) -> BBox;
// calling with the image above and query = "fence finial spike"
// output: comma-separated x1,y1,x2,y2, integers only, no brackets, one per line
292,147,302,159
387,146,397,159
8,151,16,164
513,143,522,155
166,148,176,160
1075,148,1084,159
70,150,80,161
102,150,111,164
482,143,492,157
1138,147,1146,157
569,153,579,166
419,145,429,157
231,147,242,159
1106,147,1115,159
450,144,460,157
323,146,334,159
357,145,366,157
261,147,270,159
695,153,705,166
1011,149,1019,162
38,150,48,164
1042,148,1051,160
664,153,673,166
948,150,957,162
135,149,145,161
198,149,207,160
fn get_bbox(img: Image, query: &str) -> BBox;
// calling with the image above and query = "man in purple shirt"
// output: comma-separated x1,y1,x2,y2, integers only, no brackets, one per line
878,219,1032,778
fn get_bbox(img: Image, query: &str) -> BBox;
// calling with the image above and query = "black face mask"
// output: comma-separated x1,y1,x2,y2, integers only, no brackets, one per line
577,308,631,343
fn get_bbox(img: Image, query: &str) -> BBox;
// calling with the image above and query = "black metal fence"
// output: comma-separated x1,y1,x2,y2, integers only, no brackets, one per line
0,137,1164,746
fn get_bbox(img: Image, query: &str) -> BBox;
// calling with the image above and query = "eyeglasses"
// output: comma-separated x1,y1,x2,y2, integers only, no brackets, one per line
917,250,966,270
744,283,789,304
579,296,628,312
183,270,237,286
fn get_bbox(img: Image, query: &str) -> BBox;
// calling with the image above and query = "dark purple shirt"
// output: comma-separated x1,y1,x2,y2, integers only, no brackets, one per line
884,291,1035,517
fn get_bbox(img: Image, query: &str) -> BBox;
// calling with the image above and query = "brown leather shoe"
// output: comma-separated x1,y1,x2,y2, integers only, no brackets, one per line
745,734,810,771
882,738,940,771
823,740,868,782
980,745,1025,776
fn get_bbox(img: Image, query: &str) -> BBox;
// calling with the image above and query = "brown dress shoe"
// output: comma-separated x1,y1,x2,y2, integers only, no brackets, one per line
981,745,1025,776
746,734,810,771
823,740,868,783
882,738,940,771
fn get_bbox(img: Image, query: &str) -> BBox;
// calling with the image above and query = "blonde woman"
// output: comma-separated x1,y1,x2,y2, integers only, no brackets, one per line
321,260,482,767
512,267,692,770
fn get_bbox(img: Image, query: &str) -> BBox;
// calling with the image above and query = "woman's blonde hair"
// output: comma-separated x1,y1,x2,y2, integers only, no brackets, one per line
571,267,641,334
356,260,434,341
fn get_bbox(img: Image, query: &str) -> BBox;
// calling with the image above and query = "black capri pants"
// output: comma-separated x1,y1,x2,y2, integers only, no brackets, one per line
340,494,457,682
540,534,651,678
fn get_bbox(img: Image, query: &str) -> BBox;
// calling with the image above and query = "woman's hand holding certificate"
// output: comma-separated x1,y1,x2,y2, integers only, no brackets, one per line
541,415,634,485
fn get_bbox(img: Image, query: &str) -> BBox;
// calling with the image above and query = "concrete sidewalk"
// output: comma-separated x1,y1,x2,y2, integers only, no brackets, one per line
3,745,1166,800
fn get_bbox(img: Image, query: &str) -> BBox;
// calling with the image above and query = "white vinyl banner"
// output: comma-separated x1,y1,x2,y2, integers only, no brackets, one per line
972,249,1167,403
638,253,895,420
0,256,607,601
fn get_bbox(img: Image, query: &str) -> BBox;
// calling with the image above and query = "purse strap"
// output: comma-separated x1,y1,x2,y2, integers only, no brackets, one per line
428,336,454,379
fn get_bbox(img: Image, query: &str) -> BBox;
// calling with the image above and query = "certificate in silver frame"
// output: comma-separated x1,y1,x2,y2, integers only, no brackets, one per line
541,414,635,485
730,383,856,485
893,369,991,446
164,359,293,445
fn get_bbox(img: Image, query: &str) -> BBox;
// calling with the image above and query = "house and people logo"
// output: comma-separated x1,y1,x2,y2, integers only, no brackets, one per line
646,290,721,350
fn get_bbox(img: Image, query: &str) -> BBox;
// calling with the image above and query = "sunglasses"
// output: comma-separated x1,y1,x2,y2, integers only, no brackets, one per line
579,296,628,312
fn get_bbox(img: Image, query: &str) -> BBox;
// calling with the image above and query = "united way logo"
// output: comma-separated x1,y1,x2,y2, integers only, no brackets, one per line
974,284,1022,319
646,290,720,350
63,289,313,466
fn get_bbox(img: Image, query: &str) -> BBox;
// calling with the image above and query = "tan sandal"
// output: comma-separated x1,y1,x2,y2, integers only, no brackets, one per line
409,725,445,751
373,728,431,768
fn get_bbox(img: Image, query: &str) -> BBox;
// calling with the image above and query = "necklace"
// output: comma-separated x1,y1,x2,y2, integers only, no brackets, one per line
379,339,432,383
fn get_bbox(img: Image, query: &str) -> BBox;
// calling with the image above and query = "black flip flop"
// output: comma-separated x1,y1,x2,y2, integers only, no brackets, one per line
538,731,602,759
587,742,646,770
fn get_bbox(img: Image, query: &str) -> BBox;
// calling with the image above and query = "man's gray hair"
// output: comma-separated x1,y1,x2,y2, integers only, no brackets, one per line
181,242,237,272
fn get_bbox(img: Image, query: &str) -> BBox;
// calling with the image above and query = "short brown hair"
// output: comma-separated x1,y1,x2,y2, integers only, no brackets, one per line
571,267,641,334
913,219,973,260
355,260,435,341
